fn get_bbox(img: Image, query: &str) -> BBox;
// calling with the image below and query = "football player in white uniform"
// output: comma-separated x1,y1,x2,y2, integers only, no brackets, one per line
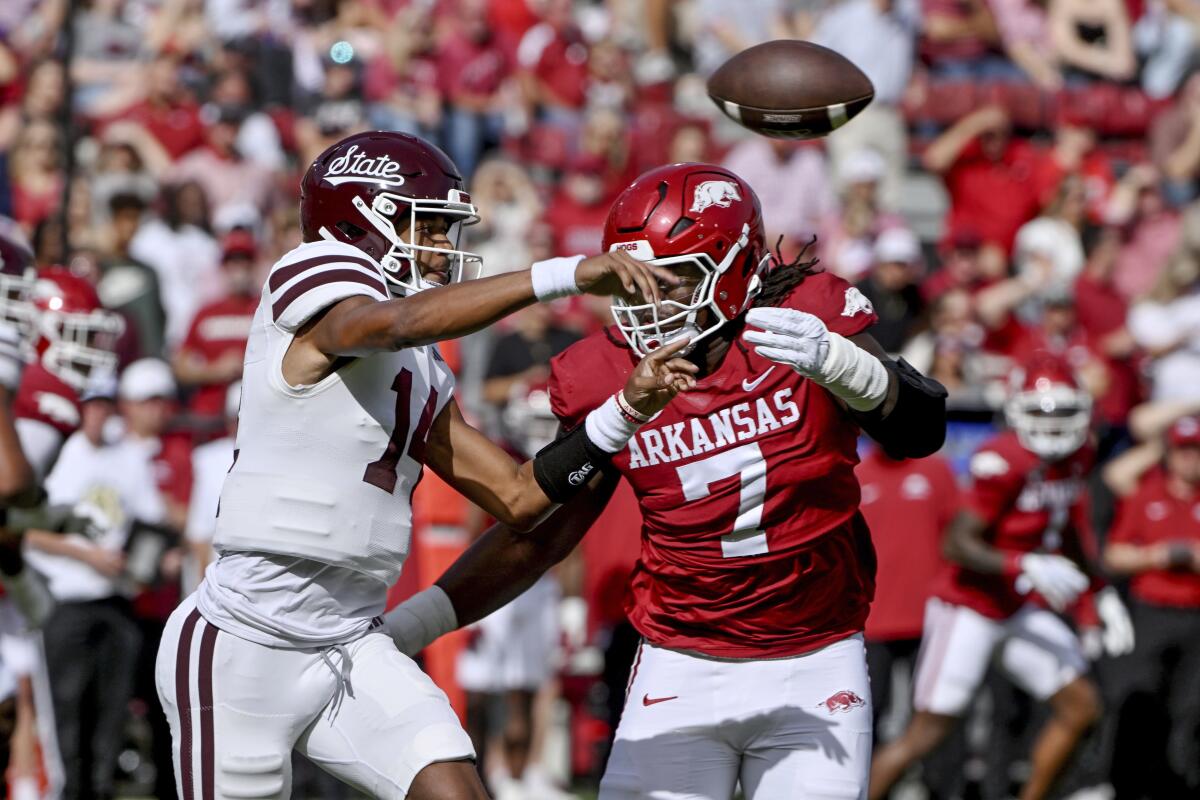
154,131,697,800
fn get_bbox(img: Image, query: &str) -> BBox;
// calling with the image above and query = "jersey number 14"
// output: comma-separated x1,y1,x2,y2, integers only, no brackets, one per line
363,369,440,493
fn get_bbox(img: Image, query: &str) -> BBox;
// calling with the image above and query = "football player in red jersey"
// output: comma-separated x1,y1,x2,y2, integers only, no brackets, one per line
869,354,1134,800
385,163,948,799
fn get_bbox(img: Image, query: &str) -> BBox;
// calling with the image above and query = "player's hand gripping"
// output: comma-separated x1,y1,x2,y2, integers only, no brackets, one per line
575,250,681,305
621,336,699,417
1015,553,1089,611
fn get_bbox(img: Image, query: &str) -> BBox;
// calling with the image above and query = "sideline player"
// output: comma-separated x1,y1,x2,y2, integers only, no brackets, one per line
2,256,125,798
869,355,1134,800
386,163,949,799
154,131,697,800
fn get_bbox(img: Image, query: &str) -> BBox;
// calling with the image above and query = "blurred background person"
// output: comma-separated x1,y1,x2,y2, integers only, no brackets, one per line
1104,414,1200,798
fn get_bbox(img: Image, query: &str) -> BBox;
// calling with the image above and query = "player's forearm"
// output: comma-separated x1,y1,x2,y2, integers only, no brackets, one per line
437,473,617,627
1104,542,1162,575
942,512,1007,574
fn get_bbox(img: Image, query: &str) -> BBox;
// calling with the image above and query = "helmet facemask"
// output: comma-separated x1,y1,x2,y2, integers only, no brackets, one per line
39,309,124,393
611,223,768,357
0,269,36,362
1005,385,1092,460
348,190,482,296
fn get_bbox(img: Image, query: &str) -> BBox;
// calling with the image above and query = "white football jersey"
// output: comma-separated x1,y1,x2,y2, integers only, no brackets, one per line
201,241,454,645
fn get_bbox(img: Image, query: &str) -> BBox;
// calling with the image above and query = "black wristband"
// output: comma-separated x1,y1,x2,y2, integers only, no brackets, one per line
532,424,613,503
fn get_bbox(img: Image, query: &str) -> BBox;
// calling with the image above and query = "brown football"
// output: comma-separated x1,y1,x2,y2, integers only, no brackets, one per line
707,40,875,140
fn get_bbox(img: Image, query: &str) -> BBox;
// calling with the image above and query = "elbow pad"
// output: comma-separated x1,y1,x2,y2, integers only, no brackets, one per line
858,358,948,459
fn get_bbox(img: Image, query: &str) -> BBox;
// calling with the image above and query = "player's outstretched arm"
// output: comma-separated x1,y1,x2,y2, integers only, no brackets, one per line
423,338,698,532
383,473,619,656
304,251,678,356
0,387,35,505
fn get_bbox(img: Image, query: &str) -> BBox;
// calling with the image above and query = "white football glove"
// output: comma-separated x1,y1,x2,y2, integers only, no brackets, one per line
1015,554,1089,611
743,307,888,411
743,307,831,376
1096,587,1135,656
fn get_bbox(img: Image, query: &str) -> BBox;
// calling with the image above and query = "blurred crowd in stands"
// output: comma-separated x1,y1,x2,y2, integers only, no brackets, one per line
2,0,1200,797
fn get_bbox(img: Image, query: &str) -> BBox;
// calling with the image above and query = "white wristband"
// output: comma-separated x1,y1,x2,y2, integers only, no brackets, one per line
815,332,889,412
585,394,643,454
383,585,458,656
530,255,583,301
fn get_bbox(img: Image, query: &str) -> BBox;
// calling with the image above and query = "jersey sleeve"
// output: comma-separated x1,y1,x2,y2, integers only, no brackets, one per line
549,330,629,430
267,243,391,333
780,271,879,338
12,368,80,439
963,447,1021,524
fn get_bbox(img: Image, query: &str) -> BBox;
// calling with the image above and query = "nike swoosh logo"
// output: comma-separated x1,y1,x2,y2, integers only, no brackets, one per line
642,693,679,707
742,366,776,392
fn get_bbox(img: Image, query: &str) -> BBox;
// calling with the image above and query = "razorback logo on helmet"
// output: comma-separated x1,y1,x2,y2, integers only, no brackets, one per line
689,180,742,214
322,144,407,189
841,287,874,318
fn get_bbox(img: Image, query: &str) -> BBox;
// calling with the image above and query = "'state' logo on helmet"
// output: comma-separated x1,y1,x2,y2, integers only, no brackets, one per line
690,180,742,214
323,144,407,188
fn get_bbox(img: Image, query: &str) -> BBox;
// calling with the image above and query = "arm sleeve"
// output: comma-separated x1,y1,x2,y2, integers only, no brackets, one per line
267,246,391,333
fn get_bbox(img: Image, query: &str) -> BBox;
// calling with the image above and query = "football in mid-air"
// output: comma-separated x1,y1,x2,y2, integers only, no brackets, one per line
707,40,875,140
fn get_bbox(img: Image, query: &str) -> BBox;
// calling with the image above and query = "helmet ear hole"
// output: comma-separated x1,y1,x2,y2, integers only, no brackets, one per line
336,220,367,239
668,217,695,238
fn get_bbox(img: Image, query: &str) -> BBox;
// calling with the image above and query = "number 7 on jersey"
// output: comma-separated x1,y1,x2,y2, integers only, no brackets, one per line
675,442,769,557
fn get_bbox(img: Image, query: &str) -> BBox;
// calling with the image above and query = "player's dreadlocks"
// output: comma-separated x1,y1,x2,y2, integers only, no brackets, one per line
754,235,820,308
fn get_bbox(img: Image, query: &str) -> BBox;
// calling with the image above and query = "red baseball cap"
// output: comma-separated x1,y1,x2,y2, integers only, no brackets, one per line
221,230,257,261
1167,415,1200,448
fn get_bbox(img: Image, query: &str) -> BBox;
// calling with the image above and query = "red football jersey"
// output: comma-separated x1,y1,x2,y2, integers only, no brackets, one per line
858,451,959,642
550,271,880,659
1108,468,1200,608
12,363,82,439
180,295,257,418
933,431,1093,619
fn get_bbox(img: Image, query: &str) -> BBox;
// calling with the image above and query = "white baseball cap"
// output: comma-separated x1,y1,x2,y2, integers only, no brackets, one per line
841,149,887,185
118,358,176,402
874,227,921,265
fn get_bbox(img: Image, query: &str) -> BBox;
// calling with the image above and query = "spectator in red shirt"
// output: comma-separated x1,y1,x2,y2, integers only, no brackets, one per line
172,231,259,422
543,155,610,257
517,0,590,124
1074,227,1141,432
922,105,1042,253
9,118,63,232
105,53,205,160
858,448,958,735
438,0,514,178
364,4,441,142
1104,415,1200,798
169,107,274,220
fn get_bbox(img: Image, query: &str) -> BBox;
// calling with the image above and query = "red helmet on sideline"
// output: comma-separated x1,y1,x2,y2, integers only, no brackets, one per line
602,163,768,355
299,131,480,295
1005,352,1092,460
31,267,124,393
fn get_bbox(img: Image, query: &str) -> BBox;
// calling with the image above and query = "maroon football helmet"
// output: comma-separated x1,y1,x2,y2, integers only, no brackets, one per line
299,131,481,295
0,216,37,361
1005,352,1092,460
602,163,769,355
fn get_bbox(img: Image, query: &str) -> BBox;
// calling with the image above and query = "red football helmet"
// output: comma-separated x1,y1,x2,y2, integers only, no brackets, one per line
602,163,769,355
31,267,124,393
300,131,480,295
1005,353,1092,460
0,217,37,361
